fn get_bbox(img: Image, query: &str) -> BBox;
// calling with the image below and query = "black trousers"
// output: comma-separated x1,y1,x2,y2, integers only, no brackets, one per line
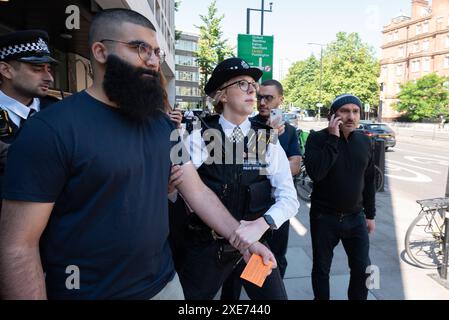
310,210,371,300
178,239,288,300
220,221,290,300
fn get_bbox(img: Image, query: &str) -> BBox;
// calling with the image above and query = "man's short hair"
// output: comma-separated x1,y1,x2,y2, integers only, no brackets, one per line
261,79,284,96
88,9,156,48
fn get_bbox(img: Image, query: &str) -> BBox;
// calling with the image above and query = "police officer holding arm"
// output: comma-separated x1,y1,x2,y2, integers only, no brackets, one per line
175,58,299,300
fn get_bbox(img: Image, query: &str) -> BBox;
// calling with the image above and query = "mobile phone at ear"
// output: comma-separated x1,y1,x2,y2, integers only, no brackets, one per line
270,109,283,127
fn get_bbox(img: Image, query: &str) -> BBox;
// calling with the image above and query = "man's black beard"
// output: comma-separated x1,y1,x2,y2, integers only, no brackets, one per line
103,55,164,122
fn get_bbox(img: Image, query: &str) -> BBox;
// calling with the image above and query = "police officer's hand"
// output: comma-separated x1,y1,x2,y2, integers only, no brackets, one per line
169,109,183,129
230,218,270,251
242,241,277,273
366,219,376,235
168,165,183,194
328,114,342,137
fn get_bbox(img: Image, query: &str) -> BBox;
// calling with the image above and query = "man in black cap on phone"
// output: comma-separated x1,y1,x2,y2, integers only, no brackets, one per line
304,94,376,300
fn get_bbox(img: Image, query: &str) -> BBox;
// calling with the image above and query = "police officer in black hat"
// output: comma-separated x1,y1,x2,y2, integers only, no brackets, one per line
174,57,299,300
0,30,58,141
0,30,59,189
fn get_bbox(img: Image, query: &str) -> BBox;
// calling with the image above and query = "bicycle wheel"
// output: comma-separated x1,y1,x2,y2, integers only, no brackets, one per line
374,165,383,192
405,209,445,269
294,167,312,202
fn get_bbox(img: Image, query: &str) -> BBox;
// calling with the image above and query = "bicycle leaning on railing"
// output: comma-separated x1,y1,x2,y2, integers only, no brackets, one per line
404,197,449,269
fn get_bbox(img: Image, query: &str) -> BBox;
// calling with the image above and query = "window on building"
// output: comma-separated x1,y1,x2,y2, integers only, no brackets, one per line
388,33,393,42
423,22,429,33
437,16,444,30
413,42,420,53
394,31,399,41
411,60,420,72
423,58,431,72
176,71,200,82
176,86,201,97
444,56,449,69
396,64,403,76
423,40,430,51
176,39,198,52
445,36,449,48
396,83,401,94
397,46,404,58
148,0,154,12
175,55,198,67
416,24,422,35
381,66,388,78
156,1,161,27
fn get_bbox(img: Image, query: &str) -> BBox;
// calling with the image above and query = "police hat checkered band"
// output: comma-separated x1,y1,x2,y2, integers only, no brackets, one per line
0,37,50,60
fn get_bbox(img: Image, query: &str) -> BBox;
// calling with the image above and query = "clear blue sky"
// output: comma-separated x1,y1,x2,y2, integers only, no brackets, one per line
175,0,412,80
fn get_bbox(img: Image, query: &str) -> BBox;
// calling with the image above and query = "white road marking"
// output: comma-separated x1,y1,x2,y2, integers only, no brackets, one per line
385,163,433,182
387,159,441,174
393,148,449,160
402,156,449,167
290,217,308,237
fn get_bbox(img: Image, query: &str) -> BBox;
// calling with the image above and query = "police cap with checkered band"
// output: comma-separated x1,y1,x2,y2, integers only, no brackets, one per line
204,57,263,97
0,30,58,64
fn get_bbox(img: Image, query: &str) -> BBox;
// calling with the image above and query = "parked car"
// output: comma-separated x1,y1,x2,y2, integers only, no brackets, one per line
283,113,298,127
357,121,396,149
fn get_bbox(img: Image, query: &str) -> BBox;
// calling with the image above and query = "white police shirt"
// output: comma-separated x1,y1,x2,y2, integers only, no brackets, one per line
178,114,299,230
0,89,40,128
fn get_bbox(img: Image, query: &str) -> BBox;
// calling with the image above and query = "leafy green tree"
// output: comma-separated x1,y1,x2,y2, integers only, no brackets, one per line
394,73,449,121
283,55,320,109
195,0,234,103
322,32,379,109
175,1,182,40
283,32,380,113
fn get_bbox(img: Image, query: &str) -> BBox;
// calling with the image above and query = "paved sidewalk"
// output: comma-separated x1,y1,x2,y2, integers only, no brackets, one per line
234,190,449,300
281,190,449,300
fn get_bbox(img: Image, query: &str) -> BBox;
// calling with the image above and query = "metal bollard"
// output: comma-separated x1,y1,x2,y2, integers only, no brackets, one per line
442,211,449,280
374,139,386,192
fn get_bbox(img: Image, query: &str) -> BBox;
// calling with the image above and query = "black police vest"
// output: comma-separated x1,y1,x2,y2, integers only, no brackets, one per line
191,115,275,228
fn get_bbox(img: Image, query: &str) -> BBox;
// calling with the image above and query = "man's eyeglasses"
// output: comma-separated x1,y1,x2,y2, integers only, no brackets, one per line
100,39,166,63
257,94,275,103
219,80,259,93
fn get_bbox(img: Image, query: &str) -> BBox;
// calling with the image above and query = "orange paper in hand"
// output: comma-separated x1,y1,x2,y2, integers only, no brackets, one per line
240,254,273,288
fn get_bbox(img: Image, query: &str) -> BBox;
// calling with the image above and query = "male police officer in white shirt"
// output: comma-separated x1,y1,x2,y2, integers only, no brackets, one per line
0,30,58,186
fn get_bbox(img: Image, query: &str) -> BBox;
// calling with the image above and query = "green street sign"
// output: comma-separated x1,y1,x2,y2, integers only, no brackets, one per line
237,34,274,82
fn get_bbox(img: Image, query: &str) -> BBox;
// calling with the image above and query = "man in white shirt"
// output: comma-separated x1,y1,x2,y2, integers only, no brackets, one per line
172,57,299,300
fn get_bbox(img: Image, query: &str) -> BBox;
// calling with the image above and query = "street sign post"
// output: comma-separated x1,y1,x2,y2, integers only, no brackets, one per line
316,103,324,121
237,34,274,82
364,103,371,120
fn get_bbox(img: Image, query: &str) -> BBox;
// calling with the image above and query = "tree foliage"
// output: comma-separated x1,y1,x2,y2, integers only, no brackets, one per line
283,32,380,113
394,73,449,121
195,0,234,98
